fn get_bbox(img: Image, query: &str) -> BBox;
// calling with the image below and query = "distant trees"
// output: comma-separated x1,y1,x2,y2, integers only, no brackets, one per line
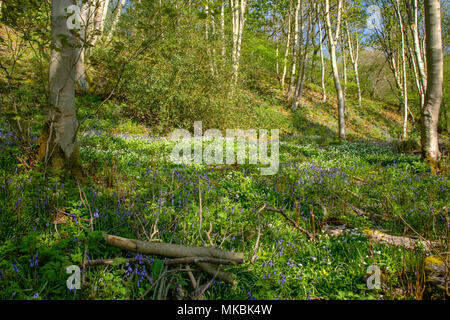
1,0,445,171
231,0,248,87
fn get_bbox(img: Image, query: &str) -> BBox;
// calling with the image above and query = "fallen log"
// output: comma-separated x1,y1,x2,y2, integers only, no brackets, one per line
363,229,442,252
322,226,441,252
102,233,244,263
102,233,243,285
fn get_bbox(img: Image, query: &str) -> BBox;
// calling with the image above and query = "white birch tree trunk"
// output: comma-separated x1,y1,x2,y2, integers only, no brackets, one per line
281,1,292,88
292,8,312,110
346,24,361,108
421,0,443,162
409,0,427,103
287,0,301,97
92,0,109,45
231,0,247,87
221,2,226,60
75,2,90,91
394,0,409,139
324,0,345,140
38,0,80,171
106,0,125,42
318,20,327,103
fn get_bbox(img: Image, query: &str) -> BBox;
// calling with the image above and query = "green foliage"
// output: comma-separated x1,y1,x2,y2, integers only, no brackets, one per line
0,0,448,302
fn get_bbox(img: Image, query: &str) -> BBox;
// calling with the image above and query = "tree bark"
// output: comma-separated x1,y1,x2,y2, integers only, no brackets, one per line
318,20,327,102
394,0,409,139
106,0,125,42
102,233,245,263
408,0,427,106
281,0,292,88
221,1,226,60
346,23,361,108
292,8,312,110
287,0,301,98
92,0,109,44
421,0,443,162
231,0,247,87
75,2,90,91
324,0,345,140
37,0,81,174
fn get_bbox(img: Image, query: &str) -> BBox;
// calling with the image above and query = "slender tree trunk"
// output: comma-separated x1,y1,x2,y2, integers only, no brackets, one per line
324,0,345,140
276,36,279,77
287,0,301,98
75,2,90,91
231,0,247,87
107,0,125,42
87,0,97,46
408,42,425,112
395,0,409,139
211,3,217,74
37,0,81,174
93,0,109,44
421,0,443,162
292,10,312,110
342,41,347,99
318,20,326,102
409,0,427,99
231,0,238,82
221,1,226,60
100,0,109,34
281,1,292,88
205,3,215,76
274,14,279,78
236,0,246,78
346,24,361,107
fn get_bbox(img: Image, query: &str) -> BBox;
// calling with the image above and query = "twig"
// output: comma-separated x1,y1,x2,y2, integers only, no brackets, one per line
77,181,94,231
195,262,236,286
264,205,315,240
138,267,195,300
191,266,220,300
86,257,153,267
186,264,197,289
198,177,205,245
250,205,266,263
205,221,214,246
164,256,236,265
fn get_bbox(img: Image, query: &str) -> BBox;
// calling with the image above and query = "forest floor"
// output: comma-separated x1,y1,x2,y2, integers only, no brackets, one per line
0,85,449,300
